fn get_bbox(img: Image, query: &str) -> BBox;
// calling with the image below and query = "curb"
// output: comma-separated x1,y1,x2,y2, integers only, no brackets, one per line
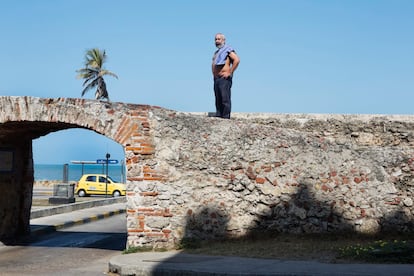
31,196,126,219
54,208,126,230
31,208,126,236
108,252,414,276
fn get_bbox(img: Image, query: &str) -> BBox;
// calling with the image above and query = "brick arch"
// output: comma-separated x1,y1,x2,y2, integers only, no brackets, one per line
0,96,157,243
0,96,152,141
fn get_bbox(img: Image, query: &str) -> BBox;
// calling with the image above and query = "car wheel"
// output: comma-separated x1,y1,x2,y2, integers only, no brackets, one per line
78,190,86,197
113,190,121,197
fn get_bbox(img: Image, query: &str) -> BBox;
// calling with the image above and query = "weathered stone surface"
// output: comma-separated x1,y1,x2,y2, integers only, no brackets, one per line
145,110,414,247
403,197,413,207
1,97,414,249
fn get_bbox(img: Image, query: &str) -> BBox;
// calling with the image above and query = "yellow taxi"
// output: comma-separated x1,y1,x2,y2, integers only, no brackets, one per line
75,174,126,197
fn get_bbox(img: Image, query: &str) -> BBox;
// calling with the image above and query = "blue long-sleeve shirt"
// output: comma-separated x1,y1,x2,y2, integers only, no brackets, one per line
213,45,234,65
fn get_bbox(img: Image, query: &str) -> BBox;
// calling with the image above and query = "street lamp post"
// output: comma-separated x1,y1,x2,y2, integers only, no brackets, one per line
105,153,110,198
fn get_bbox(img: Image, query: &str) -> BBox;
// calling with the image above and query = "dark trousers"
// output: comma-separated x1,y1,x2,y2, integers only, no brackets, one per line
214,76,232,119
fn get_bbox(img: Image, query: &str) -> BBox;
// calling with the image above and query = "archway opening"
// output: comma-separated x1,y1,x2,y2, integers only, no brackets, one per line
29,128,127,250
33,128,125,185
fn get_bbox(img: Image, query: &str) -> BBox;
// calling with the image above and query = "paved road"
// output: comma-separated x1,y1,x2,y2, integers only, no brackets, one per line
32,186,53,199
3,195,413,276
0,214,126,276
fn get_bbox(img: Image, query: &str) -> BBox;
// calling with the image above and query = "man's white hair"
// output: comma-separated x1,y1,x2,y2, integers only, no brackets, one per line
216,33,226,41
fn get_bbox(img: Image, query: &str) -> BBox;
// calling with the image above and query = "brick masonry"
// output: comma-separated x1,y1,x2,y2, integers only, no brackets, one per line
0,97,413,248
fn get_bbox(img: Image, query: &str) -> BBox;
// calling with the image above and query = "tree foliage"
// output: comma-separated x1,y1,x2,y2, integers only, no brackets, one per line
76,48,118,101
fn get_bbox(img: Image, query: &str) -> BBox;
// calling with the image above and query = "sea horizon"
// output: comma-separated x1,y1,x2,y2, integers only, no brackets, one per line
34,163,126,182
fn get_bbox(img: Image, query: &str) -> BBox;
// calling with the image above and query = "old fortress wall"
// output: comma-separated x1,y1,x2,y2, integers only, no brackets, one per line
126,110,414,248
0,97,413,247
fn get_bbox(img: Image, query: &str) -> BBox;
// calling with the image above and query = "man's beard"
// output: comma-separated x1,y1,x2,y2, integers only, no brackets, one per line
216,43,225,48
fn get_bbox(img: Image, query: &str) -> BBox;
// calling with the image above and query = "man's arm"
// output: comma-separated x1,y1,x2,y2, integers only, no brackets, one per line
229,51,240,75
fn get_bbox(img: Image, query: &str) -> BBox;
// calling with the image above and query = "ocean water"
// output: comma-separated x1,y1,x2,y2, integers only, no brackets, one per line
34,164,126,183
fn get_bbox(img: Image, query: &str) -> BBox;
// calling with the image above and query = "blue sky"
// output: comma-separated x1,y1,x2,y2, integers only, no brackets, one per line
1,1,413,164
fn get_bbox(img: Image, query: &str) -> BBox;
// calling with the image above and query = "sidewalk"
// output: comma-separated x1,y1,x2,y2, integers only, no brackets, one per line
30,199,126,236
109,251,414,276
27,200,414,276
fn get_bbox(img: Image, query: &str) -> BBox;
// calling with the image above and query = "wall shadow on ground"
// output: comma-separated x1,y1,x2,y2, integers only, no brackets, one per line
153,183,414,272
15,230,127,250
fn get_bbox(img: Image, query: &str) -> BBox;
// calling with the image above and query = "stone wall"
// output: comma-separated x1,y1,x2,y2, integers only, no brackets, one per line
126,111,414,248
0,96,413,248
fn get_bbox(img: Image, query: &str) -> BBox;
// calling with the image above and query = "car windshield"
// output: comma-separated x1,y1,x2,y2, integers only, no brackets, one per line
96,176,118,183
107,175,119,183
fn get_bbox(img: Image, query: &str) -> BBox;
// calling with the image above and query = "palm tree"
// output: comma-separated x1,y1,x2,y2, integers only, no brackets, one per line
76,48,118,101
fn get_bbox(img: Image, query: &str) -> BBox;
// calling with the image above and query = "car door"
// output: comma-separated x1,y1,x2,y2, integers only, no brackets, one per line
84,175,99,194
97,175,109,194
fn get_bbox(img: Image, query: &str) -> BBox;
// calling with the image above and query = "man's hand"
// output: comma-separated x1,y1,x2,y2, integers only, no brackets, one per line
219,71,233,78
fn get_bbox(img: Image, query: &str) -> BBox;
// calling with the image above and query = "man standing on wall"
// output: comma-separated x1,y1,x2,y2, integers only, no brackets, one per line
212,33,240,119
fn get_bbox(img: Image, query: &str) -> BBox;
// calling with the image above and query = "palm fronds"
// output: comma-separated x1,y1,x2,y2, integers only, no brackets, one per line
76,48,118,101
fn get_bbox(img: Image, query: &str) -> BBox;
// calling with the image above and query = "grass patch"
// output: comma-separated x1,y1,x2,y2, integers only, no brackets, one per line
339,240,414,263
176,237,203,250
178,233,414,263
123,246,168,254
123,246,153,254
